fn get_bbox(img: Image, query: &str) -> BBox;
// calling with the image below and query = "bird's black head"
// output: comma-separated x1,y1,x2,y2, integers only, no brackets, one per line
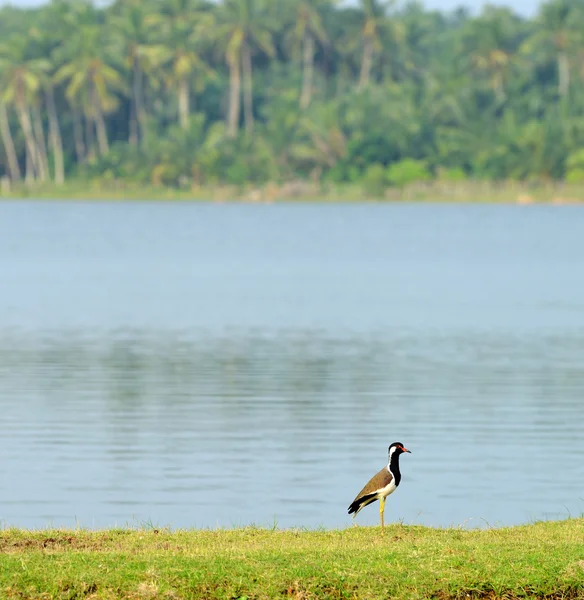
388,442,411,456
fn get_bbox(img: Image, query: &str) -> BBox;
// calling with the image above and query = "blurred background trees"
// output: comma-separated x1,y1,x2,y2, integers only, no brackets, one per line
2,0,584,190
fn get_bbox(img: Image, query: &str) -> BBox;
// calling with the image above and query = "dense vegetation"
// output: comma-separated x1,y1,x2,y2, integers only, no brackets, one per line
3,0,584,196
2,520,584,599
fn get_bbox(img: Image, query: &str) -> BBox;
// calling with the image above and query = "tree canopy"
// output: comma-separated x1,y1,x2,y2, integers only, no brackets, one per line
2,0,584,191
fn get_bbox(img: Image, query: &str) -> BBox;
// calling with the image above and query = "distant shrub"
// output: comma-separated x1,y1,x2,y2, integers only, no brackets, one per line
200,133,278,185
565,168,584,183
565,150,584,183
387,159,431,187
326,164,360,183
436,166,467,182
361,163,387,197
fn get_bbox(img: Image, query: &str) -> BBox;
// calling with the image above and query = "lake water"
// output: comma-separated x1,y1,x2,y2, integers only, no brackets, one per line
1,200,583,531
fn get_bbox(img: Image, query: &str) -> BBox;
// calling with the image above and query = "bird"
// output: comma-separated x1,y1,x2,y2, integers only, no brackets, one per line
347,442,411,533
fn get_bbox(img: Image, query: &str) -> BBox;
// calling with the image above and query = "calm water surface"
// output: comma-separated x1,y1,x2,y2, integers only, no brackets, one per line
1,201,583,530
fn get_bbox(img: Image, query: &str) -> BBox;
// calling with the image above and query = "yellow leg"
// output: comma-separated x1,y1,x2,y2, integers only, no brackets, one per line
379,497,385,534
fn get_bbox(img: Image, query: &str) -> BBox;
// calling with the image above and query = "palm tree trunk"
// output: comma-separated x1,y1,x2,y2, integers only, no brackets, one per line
227,53,241,137
558,51,570,97
358,36,374,90
242,42,254,135
178,77,189,130
73,104,86,163
129,88,138,146
45,87,65,184
85,112,96,162
134,60,146,143
493,72,506,103
15,97,40,181
0,101,22,181
93,88,109,156
32,102,50,181
25,148,35,184
300,32,315,110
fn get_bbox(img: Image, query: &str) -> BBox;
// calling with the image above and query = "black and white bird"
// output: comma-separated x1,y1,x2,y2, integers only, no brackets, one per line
347,442,411,533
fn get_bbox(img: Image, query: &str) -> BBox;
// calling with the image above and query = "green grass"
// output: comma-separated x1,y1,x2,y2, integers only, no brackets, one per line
2,178,584,204
1,519,584,599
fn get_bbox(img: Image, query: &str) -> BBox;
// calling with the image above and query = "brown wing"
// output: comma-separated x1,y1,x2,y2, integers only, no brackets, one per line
352,466,393,503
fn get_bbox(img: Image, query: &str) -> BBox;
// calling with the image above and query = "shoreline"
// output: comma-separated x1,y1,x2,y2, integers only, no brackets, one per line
2,179,584,204
1,518,583,599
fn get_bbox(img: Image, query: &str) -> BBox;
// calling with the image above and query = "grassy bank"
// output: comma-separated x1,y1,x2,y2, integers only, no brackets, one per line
2,178,584,204
1,519,583,599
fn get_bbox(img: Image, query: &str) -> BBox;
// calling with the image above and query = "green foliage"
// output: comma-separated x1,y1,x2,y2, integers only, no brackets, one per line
565,168,584,183
387,158,431,187
565,149,584,182
215,133,279,185
361,162,387,196
3,0,584,190
437,167,467,182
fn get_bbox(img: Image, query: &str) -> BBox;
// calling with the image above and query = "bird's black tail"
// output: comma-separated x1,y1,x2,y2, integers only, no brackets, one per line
347,492,378,516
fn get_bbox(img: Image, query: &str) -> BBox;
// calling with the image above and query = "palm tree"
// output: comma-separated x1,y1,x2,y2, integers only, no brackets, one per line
399,1,448,84
46,0,100,166
26,15,69,184
215,0,275,136
147,0,215,130
0,35,50,182
461,7,524,103
0,99,21,181
522,0,581,98
54,24,124,158
286,0,332,110
357,0,388,89
109,0,167,143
